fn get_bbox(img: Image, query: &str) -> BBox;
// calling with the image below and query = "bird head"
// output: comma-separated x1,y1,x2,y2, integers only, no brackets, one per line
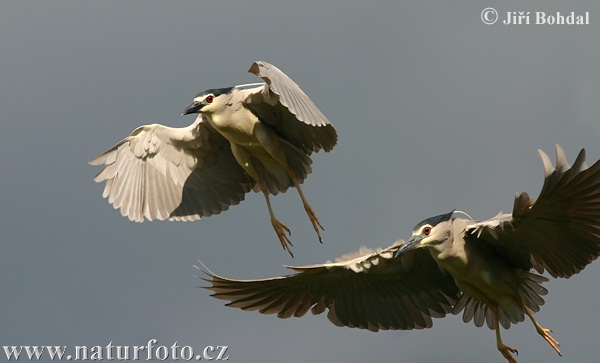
182,87,233,116
395,210,455,257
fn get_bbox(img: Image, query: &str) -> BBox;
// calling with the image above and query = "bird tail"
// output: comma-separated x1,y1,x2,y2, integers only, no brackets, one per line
452,272,548,330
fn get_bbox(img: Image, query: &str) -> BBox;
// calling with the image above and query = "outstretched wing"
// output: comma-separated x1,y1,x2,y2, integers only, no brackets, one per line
201,241,460,331
466,145,600,278
245,61,337,154
89,116,255,222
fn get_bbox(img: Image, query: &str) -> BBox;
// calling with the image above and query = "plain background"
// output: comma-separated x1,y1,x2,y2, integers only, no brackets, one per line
1,1,599,362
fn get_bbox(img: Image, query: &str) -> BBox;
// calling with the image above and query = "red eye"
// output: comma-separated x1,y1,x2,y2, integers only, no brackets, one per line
206,95,214,103
423,227,431,235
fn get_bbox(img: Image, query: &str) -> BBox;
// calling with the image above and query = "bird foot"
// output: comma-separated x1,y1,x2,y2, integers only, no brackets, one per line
304,204,324,243
271,218,294,257
538,327,561,356
498,343,518,363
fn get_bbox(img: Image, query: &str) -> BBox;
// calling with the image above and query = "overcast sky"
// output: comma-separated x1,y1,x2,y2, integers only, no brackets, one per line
2,1,599,362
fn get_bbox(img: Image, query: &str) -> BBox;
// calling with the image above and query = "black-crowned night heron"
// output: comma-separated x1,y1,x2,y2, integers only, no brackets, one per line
89,61,337,255
202,145,600,363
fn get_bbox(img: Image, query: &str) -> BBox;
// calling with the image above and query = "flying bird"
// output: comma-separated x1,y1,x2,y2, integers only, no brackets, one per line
89,61,337,255
202,145,600,363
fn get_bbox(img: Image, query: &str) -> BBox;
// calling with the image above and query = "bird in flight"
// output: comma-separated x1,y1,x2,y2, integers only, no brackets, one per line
202,145,600,363
90,61,337,256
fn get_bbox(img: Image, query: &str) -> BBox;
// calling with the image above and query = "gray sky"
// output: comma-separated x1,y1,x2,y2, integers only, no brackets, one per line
1,1,599,362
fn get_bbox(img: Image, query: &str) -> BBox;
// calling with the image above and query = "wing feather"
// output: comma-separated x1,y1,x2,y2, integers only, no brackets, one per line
466,145,600,278
90,116,255,222
201,241,460,331
245,61,337,154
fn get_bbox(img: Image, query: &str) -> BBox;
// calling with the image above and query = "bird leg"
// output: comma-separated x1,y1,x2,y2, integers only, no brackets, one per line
523,306,561,356
288,169,324,243
260,183,294,257
491,306,518,363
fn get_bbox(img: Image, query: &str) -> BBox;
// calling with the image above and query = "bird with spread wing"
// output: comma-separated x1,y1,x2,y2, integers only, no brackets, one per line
89,61,337,255
202,145,600,363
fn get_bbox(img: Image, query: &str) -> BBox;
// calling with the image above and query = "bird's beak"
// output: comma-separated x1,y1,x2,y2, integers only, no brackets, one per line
182,101,203,116
394,235,422,258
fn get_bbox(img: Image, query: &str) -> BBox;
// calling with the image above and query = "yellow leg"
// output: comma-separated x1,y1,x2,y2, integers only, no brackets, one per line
288,169,324,243
492,306,519,363
523,306,561,356
230,143,295,256
260,183,294,257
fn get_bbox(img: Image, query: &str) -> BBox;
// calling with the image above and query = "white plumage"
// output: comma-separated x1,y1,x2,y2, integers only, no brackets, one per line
90,61,337,254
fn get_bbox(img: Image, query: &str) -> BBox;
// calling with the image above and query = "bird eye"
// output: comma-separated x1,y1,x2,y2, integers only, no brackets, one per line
423,226,431,235
206,95,214,103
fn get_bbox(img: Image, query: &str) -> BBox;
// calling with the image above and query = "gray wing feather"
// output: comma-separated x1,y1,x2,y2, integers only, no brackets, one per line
249,61,329,127
90,116,255,222
246,61,337,154
201,241,460,331
466,145,600,278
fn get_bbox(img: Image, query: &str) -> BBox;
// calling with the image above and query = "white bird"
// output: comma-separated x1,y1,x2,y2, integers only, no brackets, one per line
90,61,337,255
202,145,600,362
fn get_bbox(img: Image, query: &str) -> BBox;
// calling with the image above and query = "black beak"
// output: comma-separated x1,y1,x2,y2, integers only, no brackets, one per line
182,101,203,116
394,235,422,258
